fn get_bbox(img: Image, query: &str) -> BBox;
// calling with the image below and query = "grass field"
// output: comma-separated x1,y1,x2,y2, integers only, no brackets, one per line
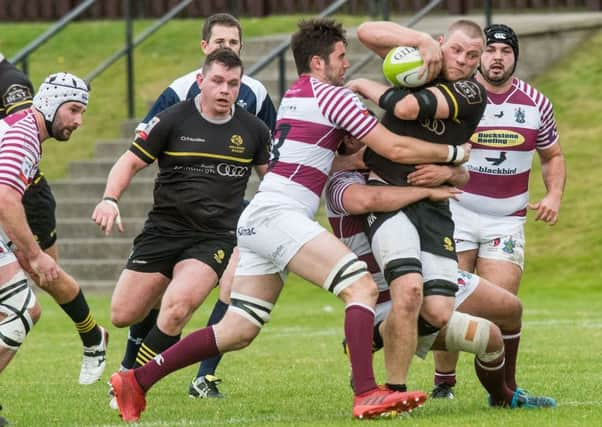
2,14,602,427
2,287,601,426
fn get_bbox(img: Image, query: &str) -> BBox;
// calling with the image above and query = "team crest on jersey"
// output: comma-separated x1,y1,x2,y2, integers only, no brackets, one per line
2,84,33,106
443,236,454,252
452,80,483,104
229,134,244,153
514,107,526,124
236,99,248,109
139,116,160,141
470,130,524,147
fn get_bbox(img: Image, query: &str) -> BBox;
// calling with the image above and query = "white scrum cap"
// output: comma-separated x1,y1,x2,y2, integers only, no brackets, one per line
33,72,89,122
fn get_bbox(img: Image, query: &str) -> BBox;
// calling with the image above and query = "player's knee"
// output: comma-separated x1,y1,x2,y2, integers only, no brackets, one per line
507,296,523,329
0,272,38,351
339,277,378,306
420,303,453,330
160,301,195,331
110,305,133,328
215,309,262,351
323,253,370,297
444,312,503,362
486,322,504,354
389,279,422,315
229,291,273,331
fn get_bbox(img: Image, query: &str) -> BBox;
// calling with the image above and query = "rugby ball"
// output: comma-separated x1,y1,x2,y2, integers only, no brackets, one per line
382,46,427,88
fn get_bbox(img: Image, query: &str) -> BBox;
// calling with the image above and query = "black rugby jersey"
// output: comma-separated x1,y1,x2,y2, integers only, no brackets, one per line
365,77,486,186
130,98,270,234
0,58,34,119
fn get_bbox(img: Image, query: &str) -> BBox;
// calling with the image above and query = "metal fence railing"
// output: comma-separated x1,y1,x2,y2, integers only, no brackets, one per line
1,0,599,20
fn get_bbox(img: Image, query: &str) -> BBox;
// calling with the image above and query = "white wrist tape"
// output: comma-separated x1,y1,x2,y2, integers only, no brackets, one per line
453,145,466,164
446,145,466,164
102,199,122,225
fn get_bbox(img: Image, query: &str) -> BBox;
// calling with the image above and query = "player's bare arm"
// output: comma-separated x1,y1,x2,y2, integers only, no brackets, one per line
342,182,459,215
91,151,148,235
0,184,58,283
357,21,442,81
407,164,469,187
528,143,566,225
361,124,471,165
254,163,269,179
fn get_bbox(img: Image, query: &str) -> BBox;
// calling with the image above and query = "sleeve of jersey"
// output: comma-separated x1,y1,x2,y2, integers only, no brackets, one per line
135,88,180,133
254,123,271,166
257,93,277,133
316,85,378,140
0,140,36,195
325,171,366,216
437,80,486,122
129,115,169,164
2,74,34,116
536,95,559,149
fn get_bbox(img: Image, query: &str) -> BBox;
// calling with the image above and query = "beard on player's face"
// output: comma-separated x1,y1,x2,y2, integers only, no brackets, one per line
483,64,513,86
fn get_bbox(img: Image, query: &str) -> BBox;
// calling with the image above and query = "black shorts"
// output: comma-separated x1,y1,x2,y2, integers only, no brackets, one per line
125,226,236,279
22,174,57,250
365,198,457,262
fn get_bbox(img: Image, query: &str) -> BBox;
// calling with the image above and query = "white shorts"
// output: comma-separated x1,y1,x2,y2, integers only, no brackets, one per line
374,268,480,359
451,202,525,269
235,192,325,277
371,210,457,285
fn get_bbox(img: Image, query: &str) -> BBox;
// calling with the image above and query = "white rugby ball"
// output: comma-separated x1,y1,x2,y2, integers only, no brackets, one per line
382,46,427,88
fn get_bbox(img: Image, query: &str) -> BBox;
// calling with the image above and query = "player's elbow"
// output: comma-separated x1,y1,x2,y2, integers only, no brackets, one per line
356,23,372,46
346,197,375,215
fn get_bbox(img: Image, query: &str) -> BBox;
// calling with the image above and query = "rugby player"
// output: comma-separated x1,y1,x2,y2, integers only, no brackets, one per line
346,19,486,395
114,14,276,400
0,65,107,385
1,72,91,425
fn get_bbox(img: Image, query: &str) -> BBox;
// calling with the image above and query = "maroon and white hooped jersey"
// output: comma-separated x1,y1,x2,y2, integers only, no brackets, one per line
0,109,41,196
325,169,387,294
455,78,559,218
258,75,377,217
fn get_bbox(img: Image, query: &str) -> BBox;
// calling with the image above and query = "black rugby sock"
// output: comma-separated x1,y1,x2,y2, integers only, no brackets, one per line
134,325,180,368
60,290,100,347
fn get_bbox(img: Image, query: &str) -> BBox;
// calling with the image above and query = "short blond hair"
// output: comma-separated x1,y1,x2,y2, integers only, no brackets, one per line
445,19,485,44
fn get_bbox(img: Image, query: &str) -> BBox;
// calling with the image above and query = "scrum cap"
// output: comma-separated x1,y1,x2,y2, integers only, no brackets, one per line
33,72,89,124
484,24,519,62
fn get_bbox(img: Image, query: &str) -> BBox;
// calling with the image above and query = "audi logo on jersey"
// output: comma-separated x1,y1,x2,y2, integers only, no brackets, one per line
217,163,248,177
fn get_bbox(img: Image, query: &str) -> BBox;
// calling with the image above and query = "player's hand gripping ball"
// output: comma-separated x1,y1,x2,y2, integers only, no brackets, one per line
382,46,427,88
